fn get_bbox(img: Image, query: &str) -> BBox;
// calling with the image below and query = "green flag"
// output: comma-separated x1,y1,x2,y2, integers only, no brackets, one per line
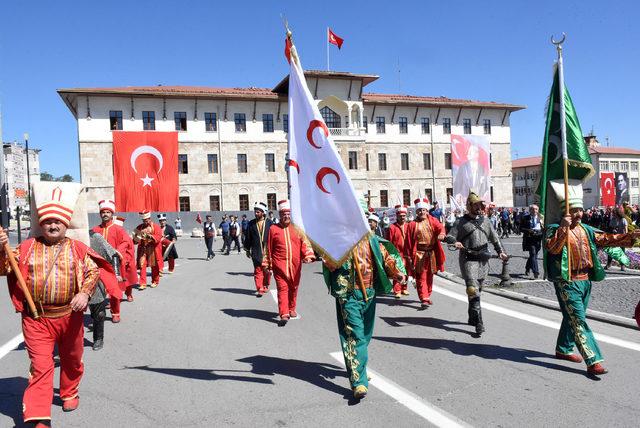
536,64,594,224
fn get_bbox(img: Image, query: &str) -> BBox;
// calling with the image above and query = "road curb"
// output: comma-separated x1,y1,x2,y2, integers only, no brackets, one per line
436,272,638,331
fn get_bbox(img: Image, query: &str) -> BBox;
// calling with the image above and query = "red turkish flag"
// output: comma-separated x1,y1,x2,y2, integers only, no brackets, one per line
328,29,344,49
112,131,178,212
600,171,615,207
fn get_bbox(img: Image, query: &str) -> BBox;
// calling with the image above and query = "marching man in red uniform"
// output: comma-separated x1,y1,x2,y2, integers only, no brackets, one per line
113,215,139,300
388,204,410,298
91,199,131,322
133,210,163,289
0,183,117,427
405,198,446,309
263,200,315,325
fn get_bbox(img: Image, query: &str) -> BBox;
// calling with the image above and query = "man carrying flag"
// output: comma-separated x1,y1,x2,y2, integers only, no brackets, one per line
388,204,410,298
285,29,404,399
538,38,640,375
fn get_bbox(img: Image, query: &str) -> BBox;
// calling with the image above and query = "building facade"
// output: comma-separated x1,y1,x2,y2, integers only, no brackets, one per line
2,141,40,213
512,135,640,208
58,71,524,212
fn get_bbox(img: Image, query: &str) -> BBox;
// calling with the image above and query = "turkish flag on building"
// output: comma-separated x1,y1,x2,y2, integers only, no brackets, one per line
286,34,368,265
600,171,615,206
112,131,178,212
328,29,344,49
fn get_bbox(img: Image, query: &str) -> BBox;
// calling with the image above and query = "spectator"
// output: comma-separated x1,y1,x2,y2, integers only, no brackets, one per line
228,215,241,255
219,215,230,253
268,211,279,224
445,209,456,234
429,201,443,223
174,216,182,231
241,214,249,248
500,208,510,238
521,204,543,279
203,215,216,260
606,207,628,271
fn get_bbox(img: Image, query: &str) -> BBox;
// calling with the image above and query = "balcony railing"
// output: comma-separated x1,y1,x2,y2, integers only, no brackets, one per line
328,127,365,137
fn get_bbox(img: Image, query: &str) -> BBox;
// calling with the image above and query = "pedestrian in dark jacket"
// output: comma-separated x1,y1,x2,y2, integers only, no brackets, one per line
244,202,273,296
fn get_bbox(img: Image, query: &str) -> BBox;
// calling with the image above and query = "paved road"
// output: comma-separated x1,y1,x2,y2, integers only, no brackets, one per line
443,235,640,319
1,237,640,427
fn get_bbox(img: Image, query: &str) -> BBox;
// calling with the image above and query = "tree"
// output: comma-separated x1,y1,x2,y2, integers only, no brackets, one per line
58,174,74,182
40,171,54,181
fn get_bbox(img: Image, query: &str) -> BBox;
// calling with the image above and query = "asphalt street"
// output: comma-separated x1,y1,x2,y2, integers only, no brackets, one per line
1,237,640,427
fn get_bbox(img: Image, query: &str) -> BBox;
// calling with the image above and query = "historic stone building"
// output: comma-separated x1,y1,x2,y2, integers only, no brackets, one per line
58,70,524,212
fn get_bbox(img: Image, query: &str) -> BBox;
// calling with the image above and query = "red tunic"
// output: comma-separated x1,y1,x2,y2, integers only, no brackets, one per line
134,222,164,270
263,224,313,284
404,216,445,275
92,221,134,291
388,222,408,256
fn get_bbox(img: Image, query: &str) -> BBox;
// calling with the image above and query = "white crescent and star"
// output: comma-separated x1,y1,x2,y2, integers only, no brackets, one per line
130,145,164,187
604,177,613,195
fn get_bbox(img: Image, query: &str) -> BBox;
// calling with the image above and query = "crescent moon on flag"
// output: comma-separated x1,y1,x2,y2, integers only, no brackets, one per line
547,135,562,164
307,120,329,149
288,159,301,174
604,177,613,192
130,145,164,173
316,167,340,194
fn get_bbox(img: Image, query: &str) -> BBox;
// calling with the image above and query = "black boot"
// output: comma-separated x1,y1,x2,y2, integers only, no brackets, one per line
469,297,484,335
467,303,478,326
91,302,106,351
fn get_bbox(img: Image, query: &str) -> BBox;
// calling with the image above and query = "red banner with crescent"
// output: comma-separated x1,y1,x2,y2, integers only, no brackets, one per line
112,131,178,212
600,171,615,206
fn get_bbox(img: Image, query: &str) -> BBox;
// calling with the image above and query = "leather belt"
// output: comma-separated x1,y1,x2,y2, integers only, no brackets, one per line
29,303,72,319
416,244,433,251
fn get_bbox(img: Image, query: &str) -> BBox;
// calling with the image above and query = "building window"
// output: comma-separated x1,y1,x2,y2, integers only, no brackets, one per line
179,196,191,212
620,161,629,171
178,154,188,174
401,153,409,170
423,153,432,170
207,154,218,174
283,114,289,133
237,154,247,173
376,116,386,134
610,161,619,170
443,118,451,134
234,113,246,132
490,153,493,169
263,114,274,133
267,193,277,211
320,106,341,128
239,194,249,211
631,178,639,188
463,118,472,134
142,111,155,130
483,119,491,134
631,162,638,171
363,116,368,133
444,153,452,170
265,153,275,172
378,153,387,171
420,117,430,134
446,188,453,204
205,112,217,132
348,151,358,170
380,190,389,207
600,161,609,171
399,117,408,134
425,189,433,203
402,189,411,206
490,186,494,202
209,195,220,211
366,153,370,171
109,110,123,130
174,112,187,131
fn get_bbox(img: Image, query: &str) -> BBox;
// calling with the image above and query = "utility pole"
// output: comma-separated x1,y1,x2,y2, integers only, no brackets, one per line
0,103,8,229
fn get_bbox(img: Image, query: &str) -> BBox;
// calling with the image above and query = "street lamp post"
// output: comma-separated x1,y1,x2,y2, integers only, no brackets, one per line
24,133,31,210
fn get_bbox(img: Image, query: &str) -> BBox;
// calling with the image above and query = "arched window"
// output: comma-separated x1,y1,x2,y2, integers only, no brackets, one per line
320,106,341,128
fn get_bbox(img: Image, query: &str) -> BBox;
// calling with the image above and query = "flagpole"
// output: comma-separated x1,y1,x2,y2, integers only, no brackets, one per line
552,33,571,280
326,27,330,71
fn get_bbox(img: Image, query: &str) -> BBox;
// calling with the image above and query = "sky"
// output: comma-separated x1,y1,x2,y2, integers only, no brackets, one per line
0,0,638,179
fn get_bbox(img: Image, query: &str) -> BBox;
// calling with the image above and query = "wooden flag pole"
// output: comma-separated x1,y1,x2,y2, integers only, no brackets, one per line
3,242,39,318
552,33,571,281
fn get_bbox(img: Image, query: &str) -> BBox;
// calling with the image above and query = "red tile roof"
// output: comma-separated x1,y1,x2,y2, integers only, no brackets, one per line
362,93,525,111
58,85,281,100
589,146,640,155
512,156,542,168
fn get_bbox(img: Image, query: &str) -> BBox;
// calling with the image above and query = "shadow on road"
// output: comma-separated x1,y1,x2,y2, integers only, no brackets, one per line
236,355,355,402
376,297,423,310
0,376,28,427
380,316,472,335
374,336,585,375
220,308,278,324
225,271,254,277
211,287,256,296
123,365,273,384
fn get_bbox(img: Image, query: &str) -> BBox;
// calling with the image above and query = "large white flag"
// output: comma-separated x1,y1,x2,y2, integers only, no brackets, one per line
287,40,369,265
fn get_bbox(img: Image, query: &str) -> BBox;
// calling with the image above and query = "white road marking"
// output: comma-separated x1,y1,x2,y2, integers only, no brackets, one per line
270,289,277,303
433,285,640,352
513,276,640,283
0,333,24,360
330,352,470,427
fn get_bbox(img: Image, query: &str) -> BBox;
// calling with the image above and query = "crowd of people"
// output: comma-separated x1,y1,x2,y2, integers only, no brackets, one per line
1,183,639,425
